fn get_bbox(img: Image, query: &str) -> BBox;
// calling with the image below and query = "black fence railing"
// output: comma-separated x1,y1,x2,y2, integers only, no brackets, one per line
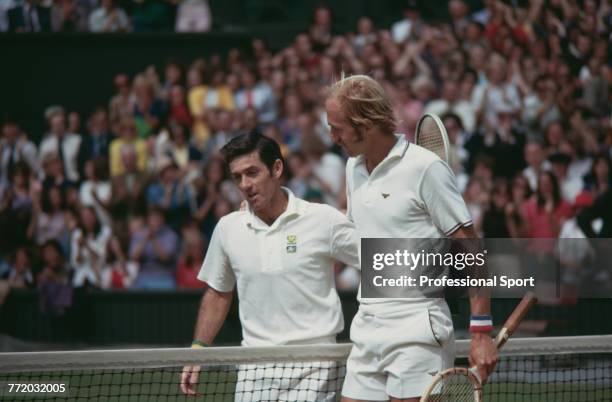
1,288,610,347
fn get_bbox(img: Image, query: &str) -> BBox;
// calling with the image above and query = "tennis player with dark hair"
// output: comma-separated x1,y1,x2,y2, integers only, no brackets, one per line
180,132,359,401
325,75,499,402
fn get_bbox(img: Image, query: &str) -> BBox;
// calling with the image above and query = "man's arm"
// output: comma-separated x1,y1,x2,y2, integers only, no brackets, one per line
192,287,234,345
180,287,234,395
452,225,499,382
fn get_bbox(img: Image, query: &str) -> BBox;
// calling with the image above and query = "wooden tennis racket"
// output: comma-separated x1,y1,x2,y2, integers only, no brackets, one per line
420,292,538,402
415,114,450,163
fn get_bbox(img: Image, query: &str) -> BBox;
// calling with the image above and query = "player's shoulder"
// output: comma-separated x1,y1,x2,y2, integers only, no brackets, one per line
298,198,346,222
216,210,247,231
404,143,441,166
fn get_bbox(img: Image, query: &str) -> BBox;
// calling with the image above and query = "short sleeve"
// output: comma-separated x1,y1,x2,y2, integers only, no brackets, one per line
418,160,473,236
197,219,236,292
329,208,360,270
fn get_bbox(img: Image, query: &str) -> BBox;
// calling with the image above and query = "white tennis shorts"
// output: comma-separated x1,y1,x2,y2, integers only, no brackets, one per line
342,301,455,400
234,360,343,402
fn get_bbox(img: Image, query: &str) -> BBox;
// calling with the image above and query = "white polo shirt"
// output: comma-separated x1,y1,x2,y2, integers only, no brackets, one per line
346,135,472,310
198,188,359,346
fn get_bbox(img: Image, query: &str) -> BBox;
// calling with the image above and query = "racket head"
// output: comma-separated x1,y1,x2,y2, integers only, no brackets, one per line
420,367,483,402
415,113,451,163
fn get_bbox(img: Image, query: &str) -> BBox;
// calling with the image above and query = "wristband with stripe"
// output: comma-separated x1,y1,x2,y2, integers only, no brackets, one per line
191,340,210,348
469,315,493,333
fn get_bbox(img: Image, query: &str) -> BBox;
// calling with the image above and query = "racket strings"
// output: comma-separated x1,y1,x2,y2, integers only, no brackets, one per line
417,118,447,161
424,374,476,402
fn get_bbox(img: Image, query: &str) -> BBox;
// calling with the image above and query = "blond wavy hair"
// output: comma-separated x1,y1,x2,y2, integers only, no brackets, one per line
327,74,397,134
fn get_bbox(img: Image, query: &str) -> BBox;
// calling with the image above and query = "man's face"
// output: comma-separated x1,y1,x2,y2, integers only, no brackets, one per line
2,123,19,142
325,99,365,157
229,152,282,214
50,114,66,135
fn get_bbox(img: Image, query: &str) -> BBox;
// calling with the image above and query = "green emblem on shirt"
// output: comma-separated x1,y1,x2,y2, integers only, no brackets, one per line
286,235,297,253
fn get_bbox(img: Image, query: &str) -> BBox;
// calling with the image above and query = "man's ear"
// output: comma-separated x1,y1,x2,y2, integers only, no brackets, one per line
272,159,283,179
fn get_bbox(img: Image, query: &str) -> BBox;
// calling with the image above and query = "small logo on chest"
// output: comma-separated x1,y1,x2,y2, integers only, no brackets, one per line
381,192,390,199
286,235,297,253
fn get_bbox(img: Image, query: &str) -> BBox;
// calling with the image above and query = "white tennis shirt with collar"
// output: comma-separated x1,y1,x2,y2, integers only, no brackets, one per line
345,135,473,310
198,188,359,346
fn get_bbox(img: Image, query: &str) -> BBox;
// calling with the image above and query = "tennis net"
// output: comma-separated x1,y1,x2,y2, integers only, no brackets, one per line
0,335,610,401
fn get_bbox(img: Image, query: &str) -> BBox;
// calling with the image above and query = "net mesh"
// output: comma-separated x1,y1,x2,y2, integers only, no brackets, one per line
416,115,448,162
0,336,610,401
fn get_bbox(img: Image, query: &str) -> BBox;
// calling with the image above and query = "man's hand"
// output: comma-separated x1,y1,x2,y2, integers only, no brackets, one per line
469,333,499,383
180,365,201,395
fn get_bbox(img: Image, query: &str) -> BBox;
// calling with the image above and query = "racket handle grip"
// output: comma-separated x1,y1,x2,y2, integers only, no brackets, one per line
495,292,537,349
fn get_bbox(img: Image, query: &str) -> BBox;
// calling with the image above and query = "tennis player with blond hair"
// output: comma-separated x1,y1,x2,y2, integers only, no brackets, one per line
325,75,499,402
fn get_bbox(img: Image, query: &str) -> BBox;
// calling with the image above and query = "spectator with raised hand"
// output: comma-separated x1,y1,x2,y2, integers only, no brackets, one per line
88,0,130,32
79,157,112,225
70,206,112,287
129,206,179,290
548,151,584,205
39,108,82,183
472,52,521,131
0,120,38,191
100,235,139,289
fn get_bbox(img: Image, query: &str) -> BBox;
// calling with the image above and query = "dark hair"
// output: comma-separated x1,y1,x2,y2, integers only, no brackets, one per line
536,170,561,209
41,239,64,261
147,205,167,221
220,131,285,173
79,206,102,237
41,185,65,213
8,161,31,186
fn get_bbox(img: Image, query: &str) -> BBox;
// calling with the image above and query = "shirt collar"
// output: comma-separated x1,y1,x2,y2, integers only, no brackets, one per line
354,134,410,172
246,187,302,231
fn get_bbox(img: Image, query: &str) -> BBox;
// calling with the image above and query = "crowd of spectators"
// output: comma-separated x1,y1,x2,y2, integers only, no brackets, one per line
0,1,610,304
0,0,212,32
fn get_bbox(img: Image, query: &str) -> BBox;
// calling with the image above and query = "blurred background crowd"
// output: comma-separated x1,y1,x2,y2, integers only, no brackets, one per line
0,0,610,304
0,0,212,33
